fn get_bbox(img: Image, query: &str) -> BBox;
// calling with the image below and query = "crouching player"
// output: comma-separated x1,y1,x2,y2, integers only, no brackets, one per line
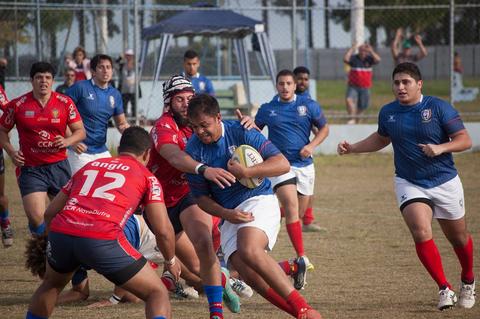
25,127,180,319
186,94,322,319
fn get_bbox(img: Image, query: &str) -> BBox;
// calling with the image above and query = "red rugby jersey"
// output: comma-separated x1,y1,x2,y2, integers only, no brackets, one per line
0,85,8,111
0,91,81,166
147,112,192,208
50,155,165,240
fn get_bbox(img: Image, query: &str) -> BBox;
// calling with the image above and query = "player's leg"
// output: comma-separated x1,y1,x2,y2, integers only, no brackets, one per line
57,268,90,304
179,203,224,318
27,263,75,318
345,86,358,124
0,157,13,247
355,88,369,124
22,192,48,235
274,177,305,258
120,262,171,318
235,227,320,317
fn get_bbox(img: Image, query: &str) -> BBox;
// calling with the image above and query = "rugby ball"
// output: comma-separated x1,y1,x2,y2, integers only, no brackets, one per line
231,144,264,189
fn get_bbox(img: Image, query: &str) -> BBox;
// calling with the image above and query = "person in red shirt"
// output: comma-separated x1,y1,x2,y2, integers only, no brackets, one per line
0,84,13,247
26,126,180,319
148,75,241,319
0,62,86,236
343,43,381,124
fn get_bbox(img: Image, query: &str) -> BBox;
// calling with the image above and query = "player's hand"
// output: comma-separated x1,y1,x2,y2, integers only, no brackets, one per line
300,144,314,158
165,260,181,281
54,135,69,148
414,34,423,44
204,167,236,189
9,149,25,166
418,143,444,157
235,109,257,131
225,209,254,224
337,140,353,155
72,142,88,154
227,159,249,179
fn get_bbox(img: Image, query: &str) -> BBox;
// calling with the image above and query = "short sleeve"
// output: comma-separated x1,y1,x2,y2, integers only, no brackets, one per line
308,101,327,129
0,86,8,111
244,127,280,159
438,100,465,135
0,102,15,131
151,121,179,152
206,79,215,96
377,108,389,137
65,97,82,124
185,141,210,198
61,178,73,195
254,105,267,129
113,91,124,116
142,175,165,205
66,83,80,104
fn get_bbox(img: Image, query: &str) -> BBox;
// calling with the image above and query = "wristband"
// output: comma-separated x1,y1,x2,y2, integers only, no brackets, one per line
196,164,208,176
109,293,121,305
164,256,176,266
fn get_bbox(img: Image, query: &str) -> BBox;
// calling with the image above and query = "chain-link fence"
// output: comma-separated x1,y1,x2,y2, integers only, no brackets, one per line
0,0,478,121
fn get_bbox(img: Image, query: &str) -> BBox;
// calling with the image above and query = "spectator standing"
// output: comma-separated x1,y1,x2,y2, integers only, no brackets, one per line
55,68,76,95
118,49,139,121
343,43,381,124
182,50,215,96
391,28,428,65
69,46,91,82
0,84,13,247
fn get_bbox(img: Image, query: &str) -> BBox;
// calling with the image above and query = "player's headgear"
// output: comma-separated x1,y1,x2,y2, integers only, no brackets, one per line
162,74,195,105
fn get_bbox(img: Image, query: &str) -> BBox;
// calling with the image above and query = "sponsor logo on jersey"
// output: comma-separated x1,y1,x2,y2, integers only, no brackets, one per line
388,115,396,122
400,194,407,202
56,94,68,103
68,104,77,120
109,95,115,108
25,110,35,118
87,93,95,100
172,134,178,144
67,197,79,206
269,110,277,117
421,109,432,123
16,96,27,107
148,176,163,201
38,130,51,140
297,105,307,116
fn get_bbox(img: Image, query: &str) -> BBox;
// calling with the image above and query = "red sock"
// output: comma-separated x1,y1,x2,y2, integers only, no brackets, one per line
286,221,305,256
280,207,285,218
454,236,474,283
278,260,297,275
265,288,296,317
286,290,310,316
221,271,227,288
161,276,175,291
303,207,314,225
415,239,450,289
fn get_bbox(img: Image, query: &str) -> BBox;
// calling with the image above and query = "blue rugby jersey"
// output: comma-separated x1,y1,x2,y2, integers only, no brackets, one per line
123,214,141,250
255,94,327,167
378,95,465,188
182,72,215,96
66,79,124,154
186,120,280,209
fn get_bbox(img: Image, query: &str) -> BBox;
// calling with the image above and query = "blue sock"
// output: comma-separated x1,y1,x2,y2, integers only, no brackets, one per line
28,222,46,235
0,209,9,223
204,285,223,317
153,317,166,319
26,311,47,319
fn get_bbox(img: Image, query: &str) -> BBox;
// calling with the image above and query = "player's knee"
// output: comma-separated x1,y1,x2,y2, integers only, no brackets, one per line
191,235,214,256
236,244,263,262
411,228,432,242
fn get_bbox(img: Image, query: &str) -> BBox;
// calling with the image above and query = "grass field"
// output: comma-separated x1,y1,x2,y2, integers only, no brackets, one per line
317,78,480,123
1,152,479,319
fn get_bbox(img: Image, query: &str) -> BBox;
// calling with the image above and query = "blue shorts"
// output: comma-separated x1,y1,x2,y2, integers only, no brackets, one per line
167,194,196,235
346,85,370,110
17,159,71,197
47,231,147,286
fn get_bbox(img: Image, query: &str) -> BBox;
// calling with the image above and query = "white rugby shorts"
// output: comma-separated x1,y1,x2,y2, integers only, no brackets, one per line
220,194,281,263
135,215,165,265
269,163,315,196
395,175,465,220
68,149,111,175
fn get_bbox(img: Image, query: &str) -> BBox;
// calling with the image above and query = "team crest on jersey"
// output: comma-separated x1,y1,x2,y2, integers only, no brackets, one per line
228,145,237,156
297,105,307,116
109,96,115,108
51,108,60,123
421,109,432,123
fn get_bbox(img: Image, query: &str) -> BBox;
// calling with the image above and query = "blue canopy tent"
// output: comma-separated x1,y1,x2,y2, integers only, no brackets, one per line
139,8,277,114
